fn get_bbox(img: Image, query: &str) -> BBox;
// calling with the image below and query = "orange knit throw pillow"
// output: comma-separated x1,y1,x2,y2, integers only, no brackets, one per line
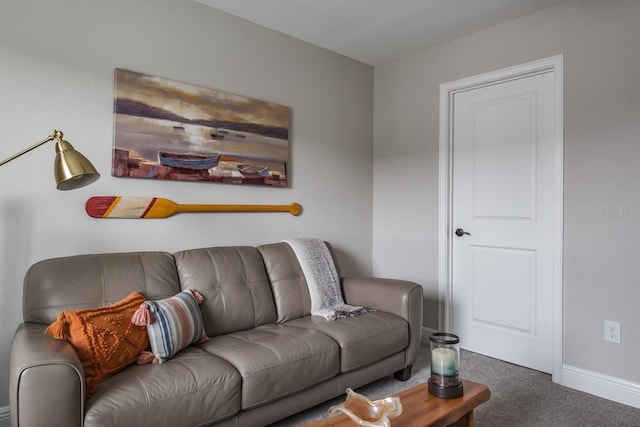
45,291,150,398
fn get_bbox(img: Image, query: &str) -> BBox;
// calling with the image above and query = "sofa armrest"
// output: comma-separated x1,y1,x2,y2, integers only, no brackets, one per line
342,277,423,368
10,322,84,427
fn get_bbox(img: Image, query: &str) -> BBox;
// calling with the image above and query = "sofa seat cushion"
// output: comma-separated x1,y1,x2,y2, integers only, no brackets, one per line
84,347,241,427
199,324,339,410
285,311,409,372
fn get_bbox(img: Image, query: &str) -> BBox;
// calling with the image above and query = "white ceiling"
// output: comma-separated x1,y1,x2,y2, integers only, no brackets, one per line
195,0,569,66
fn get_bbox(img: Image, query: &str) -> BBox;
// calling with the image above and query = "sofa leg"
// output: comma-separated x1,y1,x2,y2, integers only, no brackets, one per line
393,365,412,381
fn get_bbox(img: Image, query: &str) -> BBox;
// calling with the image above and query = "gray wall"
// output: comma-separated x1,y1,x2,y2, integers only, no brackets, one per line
373,0,640,385
0,0,374,409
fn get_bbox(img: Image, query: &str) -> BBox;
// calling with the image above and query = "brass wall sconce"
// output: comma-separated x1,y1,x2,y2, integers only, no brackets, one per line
0,130,100,190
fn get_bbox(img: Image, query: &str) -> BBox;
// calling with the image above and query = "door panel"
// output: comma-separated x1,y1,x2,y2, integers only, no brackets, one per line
471,246,535,334
472,94,535,219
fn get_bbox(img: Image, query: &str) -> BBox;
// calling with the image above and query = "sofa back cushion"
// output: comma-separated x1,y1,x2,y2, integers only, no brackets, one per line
174,246,277,335
24,252,181,324
257,242,312,322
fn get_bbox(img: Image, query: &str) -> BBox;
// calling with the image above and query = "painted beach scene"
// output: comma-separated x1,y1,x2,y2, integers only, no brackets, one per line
112,68,290,187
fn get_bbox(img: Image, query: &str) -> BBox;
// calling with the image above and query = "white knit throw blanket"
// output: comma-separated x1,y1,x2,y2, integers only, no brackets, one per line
284,238,368,321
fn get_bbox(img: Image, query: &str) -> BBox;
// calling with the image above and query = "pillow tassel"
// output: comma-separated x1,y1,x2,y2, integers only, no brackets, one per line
136,350,159,365
131,303,152,326
189,289,204,304
44,312,66,339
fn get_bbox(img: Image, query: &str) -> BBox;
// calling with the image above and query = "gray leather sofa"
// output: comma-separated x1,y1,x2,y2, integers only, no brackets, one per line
9,242,423,427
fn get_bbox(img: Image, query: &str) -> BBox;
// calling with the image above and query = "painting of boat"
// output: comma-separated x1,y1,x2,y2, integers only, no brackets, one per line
237,164,269,179
158,151,221,170
112,68,290,187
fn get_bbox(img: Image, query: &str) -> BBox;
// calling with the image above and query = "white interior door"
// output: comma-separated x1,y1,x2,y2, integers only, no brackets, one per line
449,68,559,374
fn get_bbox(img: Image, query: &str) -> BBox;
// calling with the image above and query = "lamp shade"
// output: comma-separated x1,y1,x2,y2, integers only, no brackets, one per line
54,137,100,190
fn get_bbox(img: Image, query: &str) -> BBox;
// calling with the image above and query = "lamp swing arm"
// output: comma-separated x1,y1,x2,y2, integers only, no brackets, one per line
0,130,61,167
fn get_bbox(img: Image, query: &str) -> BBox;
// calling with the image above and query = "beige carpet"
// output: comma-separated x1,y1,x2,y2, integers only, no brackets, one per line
269,343,640,426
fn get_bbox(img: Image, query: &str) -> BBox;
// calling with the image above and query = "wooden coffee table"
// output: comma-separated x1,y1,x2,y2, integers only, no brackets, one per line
299,379,490,427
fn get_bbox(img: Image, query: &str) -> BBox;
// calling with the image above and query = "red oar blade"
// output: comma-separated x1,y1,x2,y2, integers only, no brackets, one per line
85,196,118,217
86,196,158,218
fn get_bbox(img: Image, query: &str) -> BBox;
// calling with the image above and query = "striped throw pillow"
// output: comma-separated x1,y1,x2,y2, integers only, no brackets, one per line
132,289,209,364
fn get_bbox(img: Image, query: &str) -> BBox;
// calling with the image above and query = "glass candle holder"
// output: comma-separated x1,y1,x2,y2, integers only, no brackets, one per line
428,332,464,398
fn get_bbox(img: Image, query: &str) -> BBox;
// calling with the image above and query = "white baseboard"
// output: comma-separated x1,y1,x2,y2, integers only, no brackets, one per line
0,405,9,427
562,364,640,409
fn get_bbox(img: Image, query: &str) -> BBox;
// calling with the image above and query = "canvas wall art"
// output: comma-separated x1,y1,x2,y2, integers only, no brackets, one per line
112,68,290,187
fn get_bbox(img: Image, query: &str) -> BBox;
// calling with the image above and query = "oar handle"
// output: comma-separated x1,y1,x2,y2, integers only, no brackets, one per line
178,203,302,216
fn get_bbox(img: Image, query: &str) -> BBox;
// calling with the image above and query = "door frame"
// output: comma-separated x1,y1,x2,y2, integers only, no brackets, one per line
437,55,564,382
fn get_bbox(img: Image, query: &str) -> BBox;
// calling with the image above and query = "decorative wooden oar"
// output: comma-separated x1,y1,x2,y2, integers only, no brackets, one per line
85,196,302,218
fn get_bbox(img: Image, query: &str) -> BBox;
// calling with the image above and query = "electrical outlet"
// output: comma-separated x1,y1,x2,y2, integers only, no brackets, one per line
604,320,621,344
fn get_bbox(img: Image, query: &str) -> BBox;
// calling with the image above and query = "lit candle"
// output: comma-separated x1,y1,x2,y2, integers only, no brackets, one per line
431,347,457,376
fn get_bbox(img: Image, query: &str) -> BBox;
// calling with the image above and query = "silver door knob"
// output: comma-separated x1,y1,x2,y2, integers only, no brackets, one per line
455,228,471,237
